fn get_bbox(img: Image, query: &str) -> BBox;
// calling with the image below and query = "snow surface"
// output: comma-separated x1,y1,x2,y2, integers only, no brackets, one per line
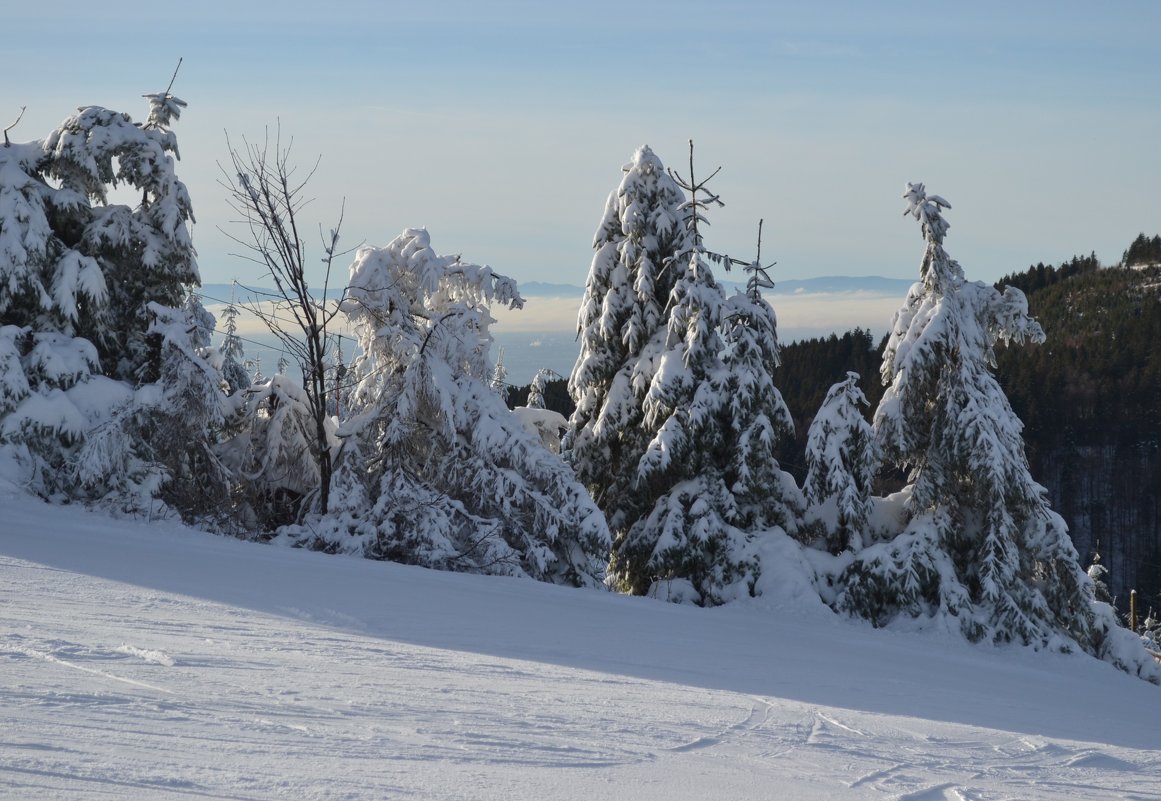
1,485,1159,800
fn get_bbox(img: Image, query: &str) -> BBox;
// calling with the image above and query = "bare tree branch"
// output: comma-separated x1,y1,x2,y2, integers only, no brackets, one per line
219,125,346,515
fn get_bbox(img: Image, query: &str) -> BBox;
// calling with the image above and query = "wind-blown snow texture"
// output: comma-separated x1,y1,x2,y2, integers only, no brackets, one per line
1,484,1158,800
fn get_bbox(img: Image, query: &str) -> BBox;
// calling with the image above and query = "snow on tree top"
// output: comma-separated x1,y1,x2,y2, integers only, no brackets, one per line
902,182,951,246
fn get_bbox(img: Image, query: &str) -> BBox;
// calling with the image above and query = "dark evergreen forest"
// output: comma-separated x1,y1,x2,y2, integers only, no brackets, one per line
522,234,1161,615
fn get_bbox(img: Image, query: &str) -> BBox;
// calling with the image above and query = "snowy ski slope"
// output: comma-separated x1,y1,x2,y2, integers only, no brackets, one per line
1,486,1158,800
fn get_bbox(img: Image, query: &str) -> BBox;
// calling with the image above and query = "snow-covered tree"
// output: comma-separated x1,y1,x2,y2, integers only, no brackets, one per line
0,139,107,338
283,228,610,586
838,183,1158,681
1086,545,1113,605
526,368,552,409
490,345,509,400
135,300,232,519
42,96,198,380
0,127,108,490
0,89,234,523
803,371,878,553
565,147,691,534
0,325,99,496
218,297,251,394
564,145,694,591
714,223,798,534
624,244,760,603
59,297,223,520
566,144,799,604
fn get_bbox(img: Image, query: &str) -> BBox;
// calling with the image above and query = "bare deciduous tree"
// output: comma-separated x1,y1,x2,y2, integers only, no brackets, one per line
221,128,344,515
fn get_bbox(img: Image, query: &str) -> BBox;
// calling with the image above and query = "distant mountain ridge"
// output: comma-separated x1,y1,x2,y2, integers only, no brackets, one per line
520,276,915,298
199,276,916,304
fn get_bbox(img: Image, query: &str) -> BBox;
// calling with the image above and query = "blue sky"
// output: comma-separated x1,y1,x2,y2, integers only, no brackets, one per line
6,1,1160,289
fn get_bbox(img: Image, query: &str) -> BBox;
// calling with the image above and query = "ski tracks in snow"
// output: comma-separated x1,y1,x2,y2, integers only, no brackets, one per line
656,696,1159,801
2,551,1159,800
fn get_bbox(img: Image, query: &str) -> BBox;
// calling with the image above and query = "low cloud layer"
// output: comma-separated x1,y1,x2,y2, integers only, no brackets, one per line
491,290,906,343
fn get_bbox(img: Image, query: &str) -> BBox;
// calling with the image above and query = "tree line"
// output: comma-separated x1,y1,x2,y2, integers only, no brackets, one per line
2,89,1156,680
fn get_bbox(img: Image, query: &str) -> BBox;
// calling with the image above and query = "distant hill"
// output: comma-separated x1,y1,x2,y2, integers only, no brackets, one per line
197,283,346,306
516,275,915,298
518,281,587,297
766,275,914,296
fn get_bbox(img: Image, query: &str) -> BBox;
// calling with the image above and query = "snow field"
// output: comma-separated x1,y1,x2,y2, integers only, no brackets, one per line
1,490,1159,800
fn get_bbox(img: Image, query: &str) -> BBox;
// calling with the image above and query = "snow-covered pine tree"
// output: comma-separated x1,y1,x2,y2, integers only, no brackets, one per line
527,368,552,410
0,135,107,337
838,183,1159,681
0,325,100,496
489,345,509,401
42,93,198,381
567,144,799,604
1,88,216,517
714,220,798,534
218,296,251,394
67,290,224,519
803,371,878,553
0,123,106,491
564,146,692,548
133,299,232,520
628,147,805,604
1086,545,1113,605
249,354,265,385
284,228,610,586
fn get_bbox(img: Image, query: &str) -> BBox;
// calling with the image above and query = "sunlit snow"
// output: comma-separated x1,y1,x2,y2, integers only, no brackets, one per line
1,485,1157,800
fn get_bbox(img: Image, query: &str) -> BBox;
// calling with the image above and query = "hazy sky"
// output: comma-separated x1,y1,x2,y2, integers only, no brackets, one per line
6,1,1159,290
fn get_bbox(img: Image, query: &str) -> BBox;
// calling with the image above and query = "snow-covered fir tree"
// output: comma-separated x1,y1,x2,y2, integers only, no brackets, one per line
714,222,798,534
0,90,216,518
803,371,878,553
41,96,198,381
0,138,107,338
282,228,610,586
1086,545,1113,605
627,243,756,604
249,354,265,386
134,300,231,518
218,296,251,394
0,324,101,497
837,183,1158,680
565,146,690,522
526,368,552,410
565,145,799,604
490,345,509,400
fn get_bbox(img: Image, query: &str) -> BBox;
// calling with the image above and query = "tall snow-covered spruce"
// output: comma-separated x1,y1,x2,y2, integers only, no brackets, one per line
282,228,610,586
837,183,1159,680
564,144,799,605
